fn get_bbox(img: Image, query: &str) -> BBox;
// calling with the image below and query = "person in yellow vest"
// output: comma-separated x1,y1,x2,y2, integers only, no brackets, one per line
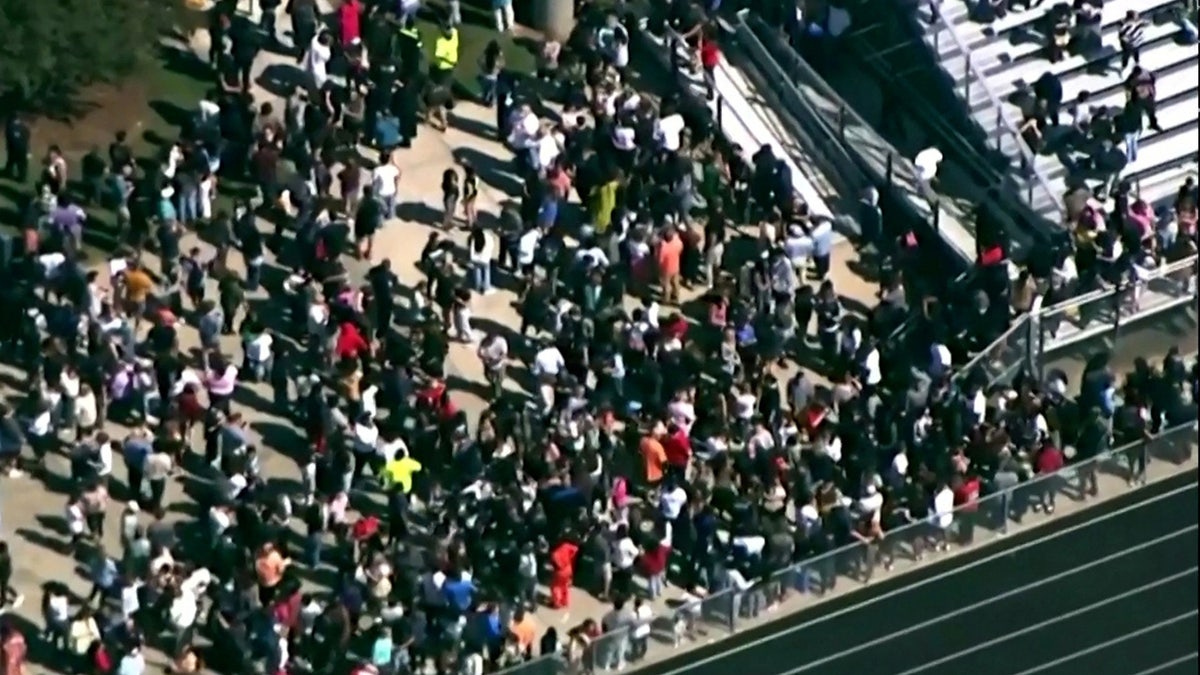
430,22,460,87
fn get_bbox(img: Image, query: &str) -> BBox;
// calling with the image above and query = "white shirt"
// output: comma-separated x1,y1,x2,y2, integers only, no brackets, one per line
379,438,407,463
517,229,541,265
612,126,636,151
633,604,653,637
169,590,198,629
933,487,955,529
655,114,685,152
372,164,400,197
171,368,203,397
29,409,52,436
47,594,71,624
96,441,114,477
353,422,380,454
533,347,565,378
121,582,142,619
915,147,943,182
864,347,882,385
613,537,640,569
469,231,494,263
247,333,274,363
534,134,561,172
660,486,687,520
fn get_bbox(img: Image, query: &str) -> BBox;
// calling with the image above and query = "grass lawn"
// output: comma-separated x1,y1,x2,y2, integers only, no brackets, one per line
416,0,539,96
0,3,542,257
0,31,212,256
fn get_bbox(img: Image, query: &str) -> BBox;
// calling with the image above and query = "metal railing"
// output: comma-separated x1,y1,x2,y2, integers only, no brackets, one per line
927,4,1065,223
494,421,1198,675
952,254,1199,387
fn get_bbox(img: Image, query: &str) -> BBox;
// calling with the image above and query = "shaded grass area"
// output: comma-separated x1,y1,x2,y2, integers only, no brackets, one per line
0,42,211,258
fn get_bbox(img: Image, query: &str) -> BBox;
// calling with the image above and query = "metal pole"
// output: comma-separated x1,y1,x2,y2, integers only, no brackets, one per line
886,152,894,189
933,200,941,235
717,95,724,130
965,52,972,105
995,107,1003,151
838,105,847,140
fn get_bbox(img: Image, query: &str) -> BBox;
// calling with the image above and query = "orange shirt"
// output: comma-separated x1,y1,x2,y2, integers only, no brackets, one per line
640,435,667,484
511,616,536,650
125,269,154,303
657,235,683,276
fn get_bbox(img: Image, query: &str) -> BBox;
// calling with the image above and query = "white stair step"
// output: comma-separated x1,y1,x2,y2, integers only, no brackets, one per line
970,0,1178,50
1125,126,1199,176
967,25,1186,110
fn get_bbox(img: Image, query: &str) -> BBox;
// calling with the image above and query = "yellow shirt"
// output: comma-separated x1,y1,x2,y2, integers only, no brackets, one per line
383,457,423,493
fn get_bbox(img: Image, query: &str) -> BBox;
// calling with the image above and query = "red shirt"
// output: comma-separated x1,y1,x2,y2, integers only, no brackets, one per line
953,477,982,513
639,544,671,576
700,39,721,69
663,429,692,468
335,322,369,359
1036,446,1065,474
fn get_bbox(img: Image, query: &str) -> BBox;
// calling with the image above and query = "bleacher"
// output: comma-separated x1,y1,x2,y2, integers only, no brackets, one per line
917,0,1199,214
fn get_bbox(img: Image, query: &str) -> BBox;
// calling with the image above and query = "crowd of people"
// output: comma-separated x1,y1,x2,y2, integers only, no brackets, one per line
0,1,1196,675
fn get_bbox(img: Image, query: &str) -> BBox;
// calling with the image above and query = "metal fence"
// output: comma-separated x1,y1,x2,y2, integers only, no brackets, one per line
925,3,1064,221
495,421,1197,675
952,255,1200,388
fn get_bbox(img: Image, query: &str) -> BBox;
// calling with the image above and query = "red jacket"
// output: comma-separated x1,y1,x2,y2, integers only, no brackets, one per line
551,542,579,582
1036,446,1066,474
339,0,362,45
663,429,692,468
335,322,369,359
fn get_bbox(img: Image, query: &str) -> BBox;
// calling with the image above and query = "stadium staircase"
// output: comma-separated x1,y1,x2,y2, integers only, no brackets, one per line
916,0,1199,211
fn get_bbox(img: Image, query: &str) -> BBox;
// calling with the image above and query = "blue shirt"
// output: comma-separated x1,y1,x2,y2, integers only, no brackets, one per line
442,578,476,612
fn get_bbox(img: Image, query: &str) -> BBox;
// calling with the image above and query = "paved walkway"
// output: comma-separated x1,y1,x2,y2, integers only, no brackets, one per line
0,3,879,672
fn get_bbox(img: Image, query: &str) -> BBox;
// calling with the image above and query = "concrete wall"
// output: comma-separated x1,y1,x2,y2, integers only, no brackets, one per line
532,0,575,42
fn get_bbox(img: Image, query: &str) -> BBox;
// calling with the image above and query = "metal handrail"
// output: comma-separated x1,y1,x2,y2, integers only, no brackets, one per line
930,4,1066,222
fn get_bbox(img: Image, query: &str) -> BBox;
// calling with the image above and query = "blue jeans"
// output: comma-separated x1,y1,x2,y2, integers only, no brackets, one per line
471,261,492,292
177,187,200,224
1124,131,1141,163
478,74,498,105
246,258,263,291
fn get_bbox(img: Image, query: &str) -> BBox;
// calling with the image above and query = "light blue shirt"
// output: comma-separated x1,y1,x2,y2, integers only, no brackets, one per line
811,219,834,258
118,652,146,675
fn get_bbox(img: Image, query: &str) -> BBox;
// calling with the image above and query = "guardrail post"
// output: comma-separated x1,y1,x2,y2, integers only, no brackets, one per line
932,200,941,235
965,51,972,105
994,106,1002,151
999,489,1010,535
716,94,724,130
885,151,894,189
838,104,847,140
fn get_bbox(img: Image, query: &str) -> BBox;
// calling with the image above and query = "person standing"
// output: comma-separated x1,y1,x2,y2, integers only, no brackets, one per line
656,225,684,305
371,150,401,219
289,0,318,60
3,116,29,183
1118,10,1146,71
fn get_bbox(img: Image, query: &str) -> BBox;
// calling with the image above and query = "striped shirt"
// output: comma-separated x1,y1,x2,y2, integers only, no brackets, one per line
1119,19,1146,49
